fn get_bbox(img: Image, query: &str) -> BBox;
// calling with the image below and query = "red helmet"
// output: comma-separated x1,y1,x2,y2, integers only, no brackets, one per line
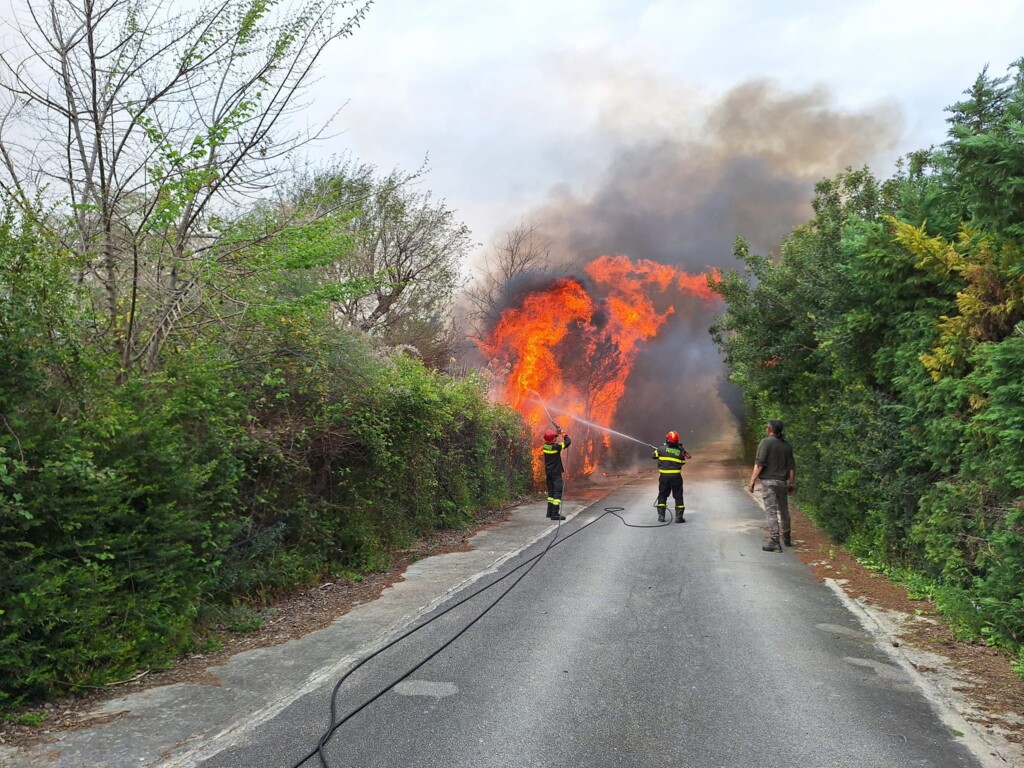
543,429,558,442
666,430,679,443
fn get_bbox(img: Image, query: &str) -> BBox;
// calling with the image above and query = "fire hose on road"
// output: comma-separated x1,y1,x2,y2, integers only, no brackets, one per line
290,506,667,768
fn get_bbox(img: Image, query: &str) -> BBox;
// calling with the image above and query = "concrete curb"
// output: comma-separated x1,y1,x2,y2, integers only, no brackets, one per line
824,580,1016,768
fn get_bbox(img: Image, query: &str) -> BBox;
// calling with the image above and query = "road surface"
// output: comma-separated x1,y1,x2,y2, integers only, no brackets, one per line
197,440,985,768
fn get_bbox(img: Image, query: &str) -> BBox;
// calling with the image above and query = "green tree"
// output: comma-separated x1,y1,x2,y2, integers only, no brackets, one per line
711,60,1024,655
0,0,373,377
946,59,1024,239
301,164,473,366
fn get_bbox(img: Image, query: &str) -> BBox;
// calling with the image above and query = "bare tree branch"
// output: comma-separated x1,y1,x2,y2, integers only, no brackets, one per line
463,221,555,343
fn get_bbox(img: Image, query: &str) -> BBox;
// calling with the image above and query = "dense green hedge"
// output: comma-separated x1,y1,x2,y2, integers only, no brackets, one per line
711,61,1024,659
0,211,530,710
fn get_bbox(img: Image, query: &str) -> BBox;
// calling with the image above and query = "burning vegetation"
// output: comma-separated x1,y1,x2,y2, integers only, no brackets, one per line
468,80,902,479
478,255,720,477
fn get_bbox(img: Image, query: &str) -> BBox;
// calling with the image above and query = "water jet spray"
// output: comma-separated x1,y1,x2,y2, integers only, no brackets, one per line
540,402,658,450
526,390,561,432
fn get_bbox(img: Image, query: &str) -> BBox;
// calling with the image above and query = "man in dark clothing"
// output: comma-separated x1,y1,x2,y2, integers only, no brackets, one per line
652,430,691,523
748,419,796,552
542,428,571,520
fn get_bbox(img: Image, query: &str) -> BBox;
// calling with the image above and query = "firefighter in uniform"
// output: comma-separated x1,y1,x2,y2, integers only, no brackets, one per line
542,428,571,520
652,430,691,522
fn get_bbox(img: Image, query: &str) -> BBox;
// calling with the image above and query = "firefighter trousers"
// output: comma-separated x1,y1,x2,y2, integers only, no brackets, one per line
546,473,564,516
657,474,684,516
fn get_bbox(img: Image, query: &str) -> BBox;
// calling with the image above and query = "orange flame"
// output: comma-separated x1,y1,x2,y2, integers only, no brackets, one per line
480,256,719,479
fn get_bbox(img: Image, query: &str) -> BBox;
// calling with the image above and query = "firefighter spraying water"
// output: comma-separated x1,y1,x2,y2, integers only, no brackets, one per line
652,431,692,522
530,392,694,526
550,409,659,450
541,427,571,520
528,395,658,450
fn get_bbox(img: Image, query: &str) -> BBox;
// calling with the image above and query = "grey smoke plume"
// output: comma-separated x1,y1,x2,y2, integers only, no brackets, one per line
480,79,903,458
538,80,901,269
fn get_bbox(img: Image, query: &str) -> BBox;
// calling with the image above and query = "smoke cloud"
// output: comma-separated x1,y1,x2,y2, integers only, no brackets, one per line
474,77,903,459
538,79,901,267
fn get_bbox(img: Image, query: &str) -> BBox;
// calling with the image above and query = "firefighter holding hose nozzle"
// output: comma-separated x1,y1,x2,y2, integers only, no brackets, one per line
542,427,571,520
653,430,691,522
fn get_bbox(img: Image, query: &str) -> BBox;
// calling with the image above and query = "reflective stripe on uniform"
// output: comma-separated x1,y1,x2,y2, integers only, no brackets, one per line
658,468,682,474
658,455,683,464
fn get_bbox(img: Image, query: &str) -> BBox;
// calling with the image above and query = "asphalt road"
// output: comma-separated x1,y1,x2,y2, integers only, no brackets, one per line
197,447,984,768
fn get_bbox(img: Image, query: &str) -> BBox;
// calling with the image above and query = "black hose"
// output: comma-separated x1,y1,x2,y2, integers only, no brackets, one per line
291,505,669,768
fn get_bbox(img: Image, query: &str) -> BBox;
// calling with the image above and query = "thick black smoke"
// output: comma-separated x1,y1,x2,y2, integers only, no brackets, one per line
521,80,903,455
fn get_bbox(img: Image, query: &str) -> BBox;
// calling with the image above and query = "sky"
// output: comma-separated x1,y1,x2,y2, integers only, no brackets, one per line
310,0,1024,259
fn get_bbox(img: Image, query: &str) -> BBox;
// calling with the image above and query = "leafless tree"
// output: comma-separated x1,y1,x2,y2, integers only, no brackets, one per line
463,221,555,343
330,172,472,346
0,0,372,377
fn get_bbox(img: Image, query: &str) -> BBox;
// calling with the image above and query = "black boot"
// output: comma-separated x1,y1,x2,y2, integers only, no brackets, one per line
657,507,666,522
547,503,565,520
675,507,685,523
762,539,781,552
783,532,793,547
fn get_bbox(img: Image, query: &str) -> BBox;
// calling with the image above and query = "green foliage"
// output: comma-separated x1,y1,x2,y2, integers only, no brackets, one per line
712,60,1024,659
946,59,1024,239
15,712,46,727
1,293,530,711
0,0,520,716
213,332,530,584
297,161,473,365
0,365,247,707
0,188,529,713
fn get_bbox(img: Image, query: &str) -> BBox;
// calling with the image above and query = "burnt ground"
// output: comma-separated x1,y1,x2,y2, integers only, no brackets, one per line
3,488,1024,757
